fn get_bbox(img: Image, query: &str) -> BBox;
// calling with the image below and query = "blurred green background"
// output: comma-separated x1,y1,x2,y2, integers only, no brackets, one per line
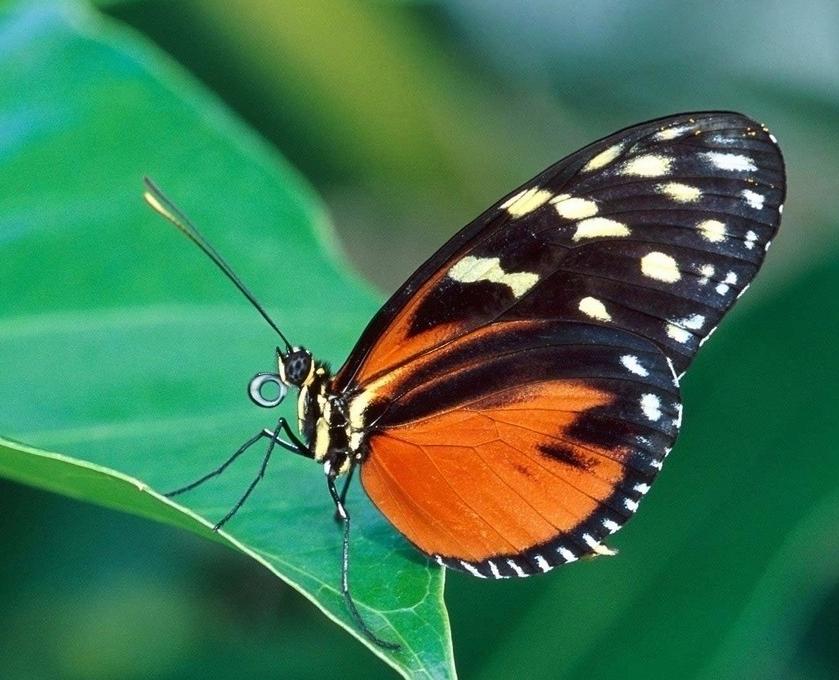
1,0,837,678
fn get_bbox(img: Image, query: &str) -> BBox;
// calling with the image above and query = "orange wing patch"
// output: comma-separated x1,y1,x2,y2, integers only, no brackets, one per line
361,380,629,563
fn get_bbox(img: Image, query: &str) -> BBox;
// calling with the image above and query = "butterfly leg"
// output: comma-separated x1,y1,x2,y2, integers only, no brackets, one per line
164,417,309,498
210,417,311,531
333,462,357,523
325,463,400,651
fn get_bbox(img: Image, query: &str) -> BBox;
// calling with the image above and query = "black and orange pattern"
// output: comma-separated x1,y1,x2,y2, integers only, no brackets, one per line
330,112,784,577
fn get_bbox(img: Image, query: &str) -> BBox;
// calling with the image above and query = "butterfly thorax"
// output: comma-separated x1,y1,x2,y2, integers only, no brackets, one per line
286,351,357,475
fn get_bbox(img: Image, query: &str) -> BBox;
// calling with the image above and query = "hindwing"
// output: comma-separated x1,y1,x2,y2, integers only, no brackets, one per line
356,321,680,575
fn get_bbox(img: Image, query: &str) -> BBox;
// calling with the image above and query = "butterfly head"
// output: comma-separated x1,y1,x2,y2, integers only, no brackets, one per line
278,346,315,388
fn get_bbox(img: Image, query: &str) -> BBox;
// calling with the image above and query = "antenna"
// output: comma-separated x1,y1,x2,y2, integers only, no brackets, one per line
142,177,293,352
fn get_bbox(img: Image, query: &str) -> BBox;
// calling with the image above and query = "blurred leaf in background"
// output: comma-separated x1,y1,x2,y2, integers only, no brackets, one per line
2,0,838,678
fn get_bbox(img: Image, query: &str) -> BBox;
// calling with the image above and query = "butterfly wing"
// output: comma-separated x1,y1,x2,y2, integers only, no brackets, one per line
357,320,680,576
334,111,784,390
337,111,785,576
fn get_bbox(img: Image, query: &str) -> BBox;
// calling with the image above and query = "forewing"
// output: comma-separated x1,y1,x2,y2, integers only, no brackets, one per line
334,111,785,388
358,320,681,576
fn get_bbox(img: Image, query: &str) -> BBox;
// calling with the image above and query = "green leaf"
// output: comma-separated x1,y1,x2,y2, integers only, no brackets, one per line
0,3,454,678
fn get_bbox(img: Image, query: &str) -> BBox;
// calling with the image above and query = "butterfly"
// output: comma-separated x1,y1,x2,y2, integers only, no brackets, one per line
144,111,785,649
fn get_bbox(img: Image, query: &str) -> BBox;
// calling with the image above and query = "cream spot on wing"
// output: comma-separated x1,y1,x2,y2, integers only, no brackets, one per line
572,217,630,241
621,154,672,177
583,533,617,556
700,151,757,172
500,187,553,217
551,195,599,219
741,189,765,210
666,324,692,344
640,393,662,421
660,182,702,203
620,354,649,377
641,251,681,282
697,219,727,242
448,255,539,298
583,143,623,172
654,124,692,141
578,296,611,322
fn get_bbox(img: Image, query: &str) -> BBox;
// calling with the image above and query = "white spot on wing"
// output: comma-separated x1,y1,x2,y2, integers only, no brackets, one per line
603,519,621,533
460,560,486,578
557,546,577,563
698,263,715,286
621,154,672,177
715,271,738,295
660,182,702,203
578,296,611,321
572,217,630,241
500,186,553,217
700,151,757,172
583,143,623,171
640,393,662,421
534,554,551,573
699,325,719,347
741,189,765,210
666,356,680,387
487,560,503,579
634,482,651,494
697,219,727,243
620,354,649,377
448,255,538,298
507,559,526,577
745,230,758,249
551,195,598,219
676,313,705,330
674,402,684,428
624,497,640,512
641,251,681,282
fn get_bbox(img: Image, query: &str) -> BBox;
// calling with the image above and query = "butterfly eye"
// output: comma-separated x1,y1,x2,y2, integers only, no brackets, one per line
280,348,314,386
248,372,287,408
